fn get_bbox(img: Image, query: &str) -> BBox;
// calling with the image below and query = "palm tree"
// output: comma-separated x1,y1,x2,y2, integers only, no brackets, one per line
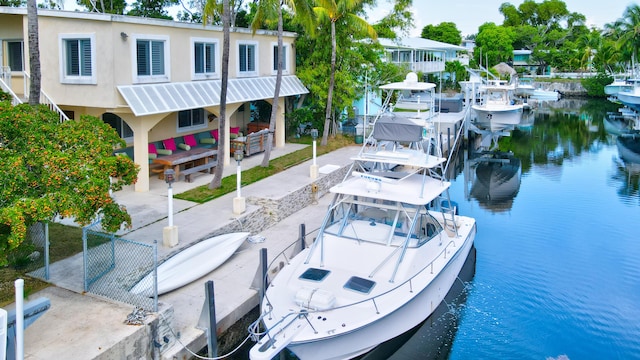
252,0,314,167
204,0,230,189
613,4,640,73
27,0,41,105
313,0,376,146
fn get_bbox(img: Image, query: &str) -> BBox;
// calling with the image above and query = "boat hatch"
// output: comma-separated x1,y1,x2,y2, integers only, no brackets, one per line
300,268,331,282
344,276,376,294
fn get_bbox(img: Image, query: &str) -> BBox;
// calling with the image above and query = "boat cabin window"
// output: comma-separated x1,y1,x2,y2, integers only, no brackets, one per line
299,268,330,282
344,276,376,294
323,197,441,247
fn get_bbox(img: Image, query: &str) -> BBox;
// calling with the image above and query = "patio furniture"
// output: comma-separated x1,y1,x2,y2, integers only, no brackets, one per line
231,129,270,156
152,147,218,181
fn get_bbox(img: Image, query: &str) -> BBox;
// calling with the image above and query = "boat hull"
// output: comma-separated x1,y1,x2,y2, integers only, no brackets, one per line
472,105,524,132
130,232,249,296
282,228,476,360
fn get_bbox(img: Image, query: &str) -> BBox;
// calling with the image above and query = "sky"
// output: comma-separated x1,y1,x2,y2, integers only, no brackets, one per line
368,0,636,37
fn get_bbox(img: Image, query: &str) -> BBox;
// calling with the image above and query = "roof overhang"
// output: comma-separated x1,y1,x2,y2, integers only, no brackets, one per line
117,75,308,116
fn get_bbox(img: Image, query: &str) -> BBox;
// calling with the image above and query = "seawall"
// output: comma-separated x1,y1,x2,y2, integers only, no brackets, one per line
532,80,587,97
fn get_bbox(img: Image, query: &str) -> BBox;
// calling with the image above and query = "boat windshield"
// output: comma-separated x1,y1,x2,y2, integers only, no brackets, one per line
323,196,442,247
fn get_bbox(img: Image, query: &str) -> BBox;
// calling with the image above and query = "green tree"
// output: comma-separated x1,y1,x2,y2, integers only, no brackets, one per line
610,4,640,70
251,0,314,167
127,0,179,19
474,22,515,67
420,22,461,45
76,0,127,14
499,0,588,72
372,0,413,39
0,102,138,265
313,0,377,146
0,0,24,6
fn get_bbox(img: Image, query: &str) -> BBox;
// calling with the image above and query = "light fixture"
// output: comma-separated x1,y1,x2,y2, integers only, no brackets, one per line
310,128,318,140
234,149,244,164
164,168,175,186
120,32,128,40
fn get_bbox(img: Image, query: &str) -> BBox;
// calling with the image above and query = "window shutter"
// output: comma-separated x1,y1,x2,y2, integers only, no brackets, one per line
137,41,150,76
151,41,164,75
247,45,255,71
80,39,92,76
239,44,247,72
205,43,214,73
66,40,80,76
194,43,204,73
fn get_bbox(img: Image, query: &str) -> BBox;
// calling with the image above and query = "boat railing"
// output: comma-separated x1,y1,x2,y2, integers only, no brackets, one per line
262,236,463,320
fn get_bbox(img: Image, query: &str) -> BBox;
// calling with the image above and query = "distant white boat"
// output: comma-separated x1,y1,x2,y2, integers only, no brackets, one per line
617,83,640,112
605,78,634,96
130,232,250,296
530,88,560,100
472,80,524,132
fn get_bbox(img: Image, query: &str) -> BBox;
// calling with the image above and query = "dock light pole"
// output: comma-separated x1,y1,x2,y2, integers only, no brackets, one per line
163,169,179,247
310,128,319,180
233,150,246,215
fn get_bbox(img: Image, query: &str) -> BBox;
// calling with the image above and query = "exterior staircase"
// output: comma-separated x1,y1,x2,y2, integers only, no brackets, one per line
0,66,69,122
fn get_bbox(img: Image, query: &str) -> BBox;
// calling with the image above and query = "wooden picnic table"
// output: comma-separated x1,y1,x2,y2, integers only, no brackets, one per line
152,147,217,180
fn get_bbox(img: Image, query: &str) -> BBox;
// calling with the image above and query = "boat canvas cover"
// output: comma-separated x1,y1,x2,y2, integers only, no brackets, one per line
373,114,423,142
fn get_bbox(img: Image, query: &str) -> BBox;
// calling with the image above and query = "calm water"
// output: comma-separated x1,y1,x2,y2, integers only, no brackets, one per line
238,99,640,359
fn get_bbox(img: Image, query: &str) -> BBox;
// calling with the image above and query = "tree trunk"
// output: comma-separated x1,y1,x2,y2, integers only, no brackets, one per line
321,20,336,147
261,4,284,167
27,0,41,106
209,0,230,189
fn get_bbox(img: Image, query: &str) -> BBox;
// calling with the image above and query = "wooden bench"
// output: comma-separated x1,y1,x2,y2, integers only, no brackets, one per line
182,160,218,182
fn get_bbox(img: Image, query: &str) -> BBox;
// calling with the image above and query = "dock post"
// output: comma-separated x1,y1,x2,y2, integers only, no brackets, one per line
299,224,306,250
447,128,451,156
204,281,217,358
260,248,268,300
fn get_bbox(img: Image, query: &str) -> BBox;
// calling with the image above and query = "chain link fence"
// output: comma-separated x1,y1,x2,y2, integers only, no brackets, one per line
83,220,158,311
25,222,49,281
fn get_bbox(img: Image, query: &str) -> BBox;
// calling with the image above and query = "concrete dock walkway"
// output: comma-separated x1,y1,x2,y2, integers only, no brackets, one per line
13,144,361,360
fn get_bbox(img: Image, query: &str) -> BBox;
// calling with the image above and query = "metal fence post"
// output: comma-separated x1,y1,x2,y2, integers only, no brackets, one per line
205,281,217,358
153,240,158,312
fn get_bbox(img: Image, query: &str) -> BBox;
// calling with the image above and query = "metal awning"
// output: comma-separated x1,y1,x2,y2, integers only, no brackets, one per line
117,75,309,116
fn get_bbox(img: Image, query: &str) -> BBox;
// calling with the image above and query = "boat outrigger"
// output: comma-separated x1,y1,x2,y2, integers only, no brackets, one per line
249,73,477,360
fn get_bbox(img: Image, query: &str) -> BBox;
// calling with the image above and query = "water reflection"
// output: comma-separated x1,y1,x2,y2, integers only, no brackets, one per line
358,246,477,360
467,152,522,212
613,135,640,204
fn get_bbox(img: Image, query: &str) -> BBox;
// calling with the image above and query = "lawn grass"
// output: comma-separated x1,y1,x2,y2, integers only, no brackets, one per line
176,134,356,203
1,135,356,306
1,222,84,306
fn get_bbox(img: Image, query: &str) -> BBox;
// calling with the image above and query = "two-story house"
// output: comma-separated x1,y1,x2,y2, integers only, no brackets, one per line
0,7,308,192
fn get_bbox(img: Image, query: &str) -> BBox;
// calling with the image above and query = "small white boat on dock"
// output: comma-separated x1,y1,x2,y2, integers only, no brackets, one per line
130,232,250,296
472,80,524,132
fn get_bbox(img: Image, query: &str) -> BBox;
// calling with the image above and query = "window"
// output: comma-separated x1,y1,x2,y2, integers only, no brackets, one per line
7,41,23,72
178,108,205,131
272,43,288,74
133,35,170,83
60,34,96,84
191,38,218,79
103,113,133,141
237,41,258,76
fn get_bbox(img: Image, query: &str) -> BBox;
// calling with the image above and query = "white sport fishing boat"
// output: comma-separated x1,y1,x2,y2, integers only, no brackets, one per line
472,79,524,131
249,73,477,360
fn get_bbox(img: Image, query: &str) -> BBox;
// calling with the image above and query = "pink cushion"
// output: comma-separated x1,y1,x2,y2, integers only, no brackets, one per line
163,138,177,151
211,129,219,141
148,143,157,154
230,127,240,135
183,134,197,147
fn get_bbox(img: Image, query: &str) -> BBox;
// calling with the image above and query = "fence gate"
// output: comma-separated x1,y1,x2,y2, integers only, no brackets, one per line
83,220,158,311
